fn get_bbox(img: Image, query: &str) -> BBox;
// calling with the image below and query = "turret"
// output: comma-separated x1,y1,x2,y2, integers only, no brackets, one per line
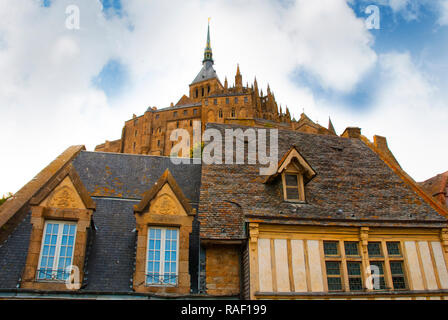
235,64,242,92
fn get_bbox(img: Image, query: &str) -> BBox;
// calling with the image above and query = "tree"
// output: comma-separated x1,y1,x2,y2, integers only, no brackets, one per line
0,193,13,207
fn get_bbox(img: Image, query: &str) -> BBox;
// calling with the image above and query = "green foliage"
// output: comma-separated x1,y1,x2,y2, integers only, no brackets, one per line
0,193,13,207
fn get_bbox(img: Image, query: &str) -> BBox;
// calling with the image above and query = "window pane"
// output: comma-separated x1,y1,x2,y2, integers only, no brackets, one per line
344,242,359,256
324,242,339,256
327,277,342,291
56,223,77,280
392,276,406,290
347,262,361,276
349,277,363,291
285,174,298,186
367,242,382,257
147,227,178,285
387,242,401,256
325,261,341,275
38,222,76,281
347,262,363,291
147,228,162,284
286,187,299,200
389,261,404,275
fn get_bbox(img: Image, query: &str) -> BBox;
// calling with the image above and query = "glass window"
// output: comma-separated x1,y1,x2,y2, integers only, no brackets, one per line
344,242,359,256
213,99,217,105
155,114,159,119
234,97,238,103
390,261,406,290
367,242,383,257
244,96,248,103
324,241,339,256
347,262,363,291
218,109,223,118
146,227,179,285
173,111,177,118
193,109,197,115
386,242,401,256
226,98,229,104
325,261,342,291
284,174,300,201
183,110,187,116
231,108,235,118
37,221,77,281
205,99,208,106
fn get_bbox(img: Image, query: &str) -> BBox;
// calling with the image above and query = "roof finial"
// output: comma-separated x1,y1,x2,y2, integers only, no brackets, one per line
203,18,213,65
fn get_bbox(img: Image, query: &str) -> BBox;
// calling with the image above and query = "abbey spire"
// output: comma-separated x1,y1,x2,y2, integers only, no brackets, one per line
203,18,213,65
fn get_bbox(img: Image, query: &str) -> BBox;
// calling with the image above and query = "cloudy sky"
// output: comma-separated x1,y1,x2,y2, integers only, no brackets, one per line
1,0,447,196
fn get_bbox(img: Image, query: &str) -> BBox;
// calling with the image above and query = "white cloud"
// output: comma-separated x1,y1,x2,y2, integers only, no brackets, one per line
437,0,448,25
0,0,446,196
314,52,448,181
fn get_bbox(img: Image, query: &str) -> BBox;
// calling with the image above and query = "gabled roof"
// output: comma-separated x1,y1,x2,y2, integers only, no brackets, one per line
134,169,194,215
198,123,447,240
30,163,95,210
263,146,317,184
175,94,193,107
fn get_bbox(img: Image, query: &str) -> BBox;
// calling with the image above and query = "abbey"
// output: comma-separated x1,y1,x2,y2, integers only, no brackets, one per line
0,24,448,300
95,23,335,157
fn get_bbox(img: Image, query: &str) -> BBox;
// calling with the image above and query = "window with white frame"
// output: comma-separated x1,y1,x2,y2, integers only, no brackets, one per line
37,221,77,281
146,227,179,286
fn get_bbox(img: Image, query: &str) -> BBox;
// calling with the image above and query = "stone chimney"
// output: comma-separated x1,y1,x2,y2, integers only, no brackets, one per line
341,127,361,139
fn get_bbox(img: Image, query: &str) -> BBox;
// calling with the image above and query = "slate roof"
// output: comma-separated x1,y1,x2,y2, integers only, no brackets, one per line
82,198,137,293
0,212,32,289
191,61,219,85
72,151,202,203
0,151,202,293
198,123,447,240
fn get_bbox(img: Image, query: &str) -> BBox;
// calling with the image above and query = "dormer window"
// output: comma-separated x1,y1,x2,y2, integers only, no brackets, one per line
282,166,305,202
283,173,304,201
263,146,316,204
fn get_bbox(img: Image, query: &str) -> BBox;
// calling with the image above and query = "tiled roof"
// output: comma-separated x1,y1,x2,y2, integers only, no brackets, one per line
198,123,447,240
420,171,448,197
72,151,202,203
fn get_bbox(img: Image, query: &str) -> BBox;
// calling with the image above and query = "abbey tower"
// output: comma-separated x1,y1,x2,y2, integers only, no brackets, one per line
95,22,336,156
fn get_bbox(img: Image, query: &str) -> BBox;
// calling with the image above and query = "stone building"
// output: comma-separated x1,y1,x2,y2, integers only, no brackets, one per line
95,23,335,157
1,25,448,300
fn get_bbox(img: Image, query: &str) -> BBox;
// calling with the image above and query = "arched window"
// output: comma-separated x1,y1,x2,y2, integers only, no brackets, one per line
231,108,235,118
219,109,223,118
207,85,210,94
201,87,204,97
195,88,198,98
